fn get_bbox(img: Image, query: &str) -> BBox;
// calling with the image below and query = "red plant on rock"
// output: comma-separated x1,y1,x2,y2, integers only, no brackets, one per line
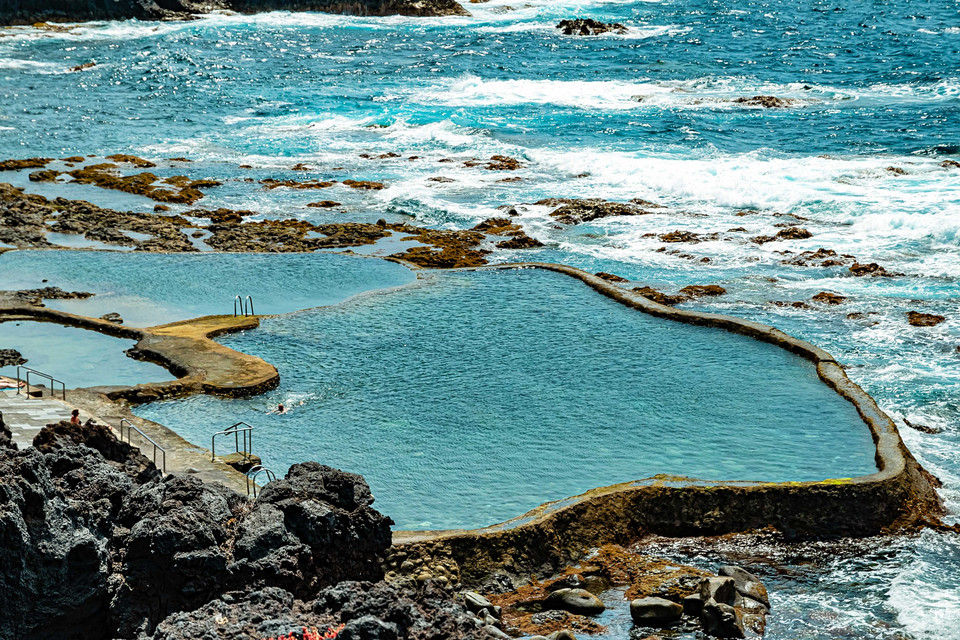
263,623,345,640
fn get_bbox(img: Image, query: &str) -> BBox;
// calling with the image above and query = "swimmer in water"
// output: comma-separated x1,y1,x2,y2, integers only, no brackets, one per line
276,403,288,414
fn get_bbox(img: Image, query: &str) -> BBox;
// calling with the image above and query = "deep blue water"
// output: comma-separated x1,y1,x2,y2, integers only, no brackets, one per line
1,1,959,637
136,268,875,529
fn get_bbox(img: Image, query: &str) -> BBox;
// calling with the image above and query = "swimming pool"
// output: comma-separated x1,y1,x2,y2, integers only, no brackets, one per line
136,267,877,530
0,250,416,326
0,320,171,388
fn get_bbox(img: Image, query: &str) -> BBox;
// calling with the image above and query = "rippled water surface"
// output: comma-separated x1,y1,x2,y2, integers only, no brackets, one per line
0,250,416,325
0,320,170,387
2,0,959,637
136,268,875,529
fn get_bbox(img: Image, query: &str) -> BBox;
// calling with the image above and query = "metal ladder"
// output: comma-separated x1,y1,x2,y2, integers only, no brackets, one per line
233,295,255,317
15,365,66,400
119,418,167,472
211,421,255,462
246,465,277,498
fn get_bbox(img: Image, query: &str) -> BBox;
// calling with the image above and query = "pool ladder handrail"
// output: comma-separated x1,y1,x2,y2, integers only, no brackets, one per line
212,421,255,462
246,464,277,498
119,418,167,472
15,365,66,401
233,295,255,317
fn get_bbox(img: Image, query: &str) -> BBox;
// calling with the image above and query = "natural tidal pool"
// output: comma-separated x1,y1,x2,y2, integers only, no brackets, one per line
0,320,170,388
137,268,877,530
0,250,416,326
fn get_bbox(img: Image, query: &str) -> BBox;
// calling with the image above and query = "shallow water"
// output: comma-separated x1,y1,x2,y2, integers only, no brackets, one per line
137,268,876,530
0,250,416,326
2,1,959,636
0,320,170,387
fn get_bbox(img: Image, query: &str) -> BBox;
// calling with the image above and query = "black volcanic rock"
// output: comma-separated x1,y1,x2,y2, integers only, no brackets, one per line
556,18,627,35
232,462,394,597
0,445,134,640
0,0,467,24
148,581,501,640
232,0,469,16
0,411,15,449
0,0,225,25
0,422,405,639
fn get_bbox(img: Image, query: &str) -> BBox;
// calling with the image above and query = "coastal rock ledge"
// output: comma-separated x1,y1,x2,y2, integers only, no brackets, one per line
0,420,497,640
0,0,468,25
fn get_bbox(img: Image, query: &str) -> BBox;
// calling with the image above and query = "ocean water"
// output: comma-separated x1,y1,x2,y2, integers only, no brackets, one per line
2,0,959,637
136,268,876,529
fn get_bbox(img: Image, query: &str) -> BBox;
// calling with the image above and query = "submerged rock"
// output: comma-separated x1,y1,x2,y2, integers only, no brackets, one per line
629,597,682,626
543,589,605,616
907,311,946,327
811,291,846,305
678,284,726,298
632,286,684,306
594,271,628,283
496,232,544,249
538,198,649,225
849,262,901,277
733,95,795,108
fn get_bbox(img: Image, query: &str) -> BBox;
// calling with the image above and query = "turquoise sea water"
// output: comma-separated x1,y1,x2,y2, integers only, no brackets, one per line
2,1,959,637
136,268,875,529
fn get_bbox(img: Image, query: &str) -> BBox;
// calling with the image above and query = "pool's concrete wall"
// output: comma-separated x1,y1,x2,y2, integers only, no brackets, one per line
0,303,279,400
2,262,944,585
392,263,944,584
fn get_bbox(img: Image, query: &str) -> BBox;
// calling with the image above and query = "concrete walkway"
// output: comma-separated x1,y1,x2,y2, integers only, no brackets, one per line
0,386,250,495
0,387,77,446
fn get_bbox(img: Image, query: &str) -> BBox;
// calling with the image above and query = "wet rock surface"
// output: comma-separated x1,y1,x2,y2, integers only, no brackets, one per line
0,0,467,25
0,182,509,266
0,347,26,367
0,422,489,639
907,311,946,327
555,18,627,35
479,545,767,638
733,95,796,108
537,198,651,225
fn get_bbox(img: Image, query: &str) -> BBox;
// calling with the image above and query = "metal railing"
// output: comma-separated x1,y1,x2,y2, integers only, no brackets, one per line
15,365,66,400
212,421,254,462
119,418,167,472
233,295,255,317
246,465,277,498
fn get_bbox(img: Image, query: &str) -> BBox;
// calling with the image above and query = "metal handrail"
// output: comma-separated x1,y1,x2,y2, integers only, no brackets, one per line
15,365,66,400
233,295,256,317
212,421,254,462
246,464,277,498
119,418,167,472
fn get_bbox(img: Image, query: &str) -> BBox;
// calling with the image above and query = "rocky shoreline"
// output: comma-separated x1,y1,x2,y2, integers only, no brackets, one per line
0,0,467,26
0,415,781,640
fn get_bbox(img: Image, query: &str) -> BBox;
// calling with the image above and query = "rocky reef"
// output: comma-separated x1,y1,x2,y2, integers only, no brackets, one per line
0,181,545,267
0,0,467,25
0,421,497,640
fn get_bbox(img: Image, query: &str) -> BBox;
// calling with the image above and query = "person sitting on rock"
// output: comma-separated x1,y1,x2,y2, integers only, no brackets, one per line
69,409,81,426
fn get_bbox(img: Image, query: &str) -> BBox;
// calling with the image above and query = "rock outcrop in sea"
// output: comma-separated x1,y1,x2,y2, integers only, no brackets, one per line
0,420,497,639
0,0,467,25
